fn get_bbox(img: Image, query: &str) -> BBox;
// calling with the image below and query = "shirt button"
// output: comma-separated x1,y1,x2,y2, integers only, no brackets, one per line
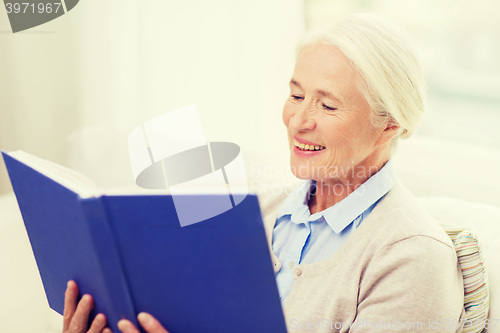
294,267,302,276
288,261,294,268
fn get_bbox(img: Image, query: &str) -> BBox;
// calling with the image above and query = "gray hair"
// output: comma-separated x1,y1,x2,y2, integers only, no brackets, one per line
296,13,427,147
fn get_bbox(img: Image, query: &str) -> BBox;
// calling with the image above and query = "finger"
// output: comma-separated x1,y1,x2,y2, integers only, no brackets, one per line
69,294,94,333
117,319,141,333
87,313,107,333
102,328,113,333
63,280,79,332
137,313,170,333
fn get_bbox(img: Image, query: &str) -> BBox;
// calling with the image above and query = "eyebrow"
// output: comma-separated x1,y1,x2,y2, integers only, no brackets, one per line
290,79,344,106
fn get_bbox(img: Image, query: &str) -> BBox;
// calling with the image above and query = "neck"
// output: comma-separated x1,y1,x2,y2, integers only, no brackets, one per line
308,153,390,215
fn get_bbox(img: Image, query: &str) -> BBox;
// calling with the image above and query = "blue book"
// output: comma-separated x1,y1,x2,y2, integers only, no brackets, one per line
2,150,286,333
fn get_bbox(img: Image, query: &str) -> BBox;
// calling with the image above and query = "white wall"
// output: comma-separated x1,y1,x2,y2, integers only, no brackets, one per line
67,0,305,189
0,5,79,195
0,1,305,332
0,0,305,194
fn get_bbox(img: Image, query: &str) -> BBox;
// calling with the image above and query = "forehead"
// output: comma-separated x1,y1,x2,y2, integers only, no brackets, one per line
292,43,358,99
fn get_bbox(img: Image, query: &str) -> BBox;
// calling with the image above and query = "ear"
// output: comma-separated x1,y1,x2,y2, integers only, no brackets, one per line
375,118,400,147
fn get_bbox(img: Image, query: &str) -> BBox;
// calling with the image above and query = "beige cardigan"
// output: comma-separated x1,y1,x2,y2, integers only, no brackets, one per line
257,178,465,332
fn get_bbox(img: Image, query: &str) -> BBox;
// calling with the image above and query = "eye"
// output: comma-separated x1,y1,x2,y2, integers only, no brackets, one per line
322,103,337,111
291,95,304,101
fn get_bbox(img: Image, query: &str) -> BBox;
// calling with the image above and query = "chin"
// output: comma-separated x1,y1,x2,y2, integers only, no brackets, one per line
292,172,311,180
289,162,313,180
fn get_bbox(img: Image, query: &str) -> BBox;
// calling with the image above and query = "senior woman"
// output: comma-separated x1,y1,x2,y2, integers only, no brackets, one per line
62,13,465,333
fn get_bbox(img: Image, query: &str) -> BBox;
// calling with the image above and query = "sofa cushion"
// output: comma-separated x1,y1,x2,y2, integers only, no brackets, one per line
419,197,500,333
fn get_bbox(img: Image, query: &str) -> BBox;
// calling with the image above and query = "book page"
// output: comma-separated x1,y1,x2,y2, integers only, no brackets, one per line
6,151,102,198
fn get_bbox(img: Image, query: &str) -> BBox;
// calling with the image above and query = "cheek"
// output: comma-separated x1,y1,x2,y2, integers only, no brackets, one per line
352,117,379,146
319,116,352,147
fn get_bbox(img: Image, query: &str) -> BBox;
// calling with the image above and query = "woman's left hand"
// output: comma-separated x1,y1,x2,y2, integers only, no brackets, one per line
117,313,169,333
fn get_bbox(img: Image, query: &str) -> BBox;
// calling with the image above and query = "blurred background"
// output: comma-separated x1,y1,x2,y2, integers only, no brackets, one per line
0,0,499,332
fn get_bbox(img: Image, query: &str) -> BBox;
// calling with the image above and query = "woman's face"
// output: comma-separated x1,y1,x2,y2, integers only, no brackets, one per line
282,42,387,182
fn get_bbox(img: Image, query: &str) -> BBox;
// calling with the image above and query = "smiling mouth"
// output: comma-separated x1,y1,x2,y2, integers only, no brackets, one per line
294,140,326,151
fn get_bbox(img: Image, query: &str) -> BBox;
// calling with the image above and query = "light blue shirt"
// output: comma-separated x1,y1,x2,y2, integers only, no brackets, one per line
272,159,396,305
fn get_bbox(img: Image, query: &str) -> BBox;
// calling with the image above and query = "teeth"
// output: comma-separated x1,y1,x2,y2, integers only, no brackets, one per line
294,140,325,151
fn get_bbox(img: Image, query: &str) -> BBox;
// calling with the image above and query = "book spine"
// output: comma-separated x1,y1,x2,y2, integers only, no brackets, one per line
80,197,139,333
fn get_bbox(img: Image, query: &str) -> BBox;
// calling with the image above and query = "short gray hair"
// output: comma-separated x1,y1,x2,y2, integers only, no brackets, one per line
296,13,427,146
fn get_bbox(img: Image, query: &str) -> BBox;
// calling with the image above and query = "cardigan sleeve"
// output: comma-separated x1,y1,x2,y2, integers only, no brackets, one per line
351,235,465,333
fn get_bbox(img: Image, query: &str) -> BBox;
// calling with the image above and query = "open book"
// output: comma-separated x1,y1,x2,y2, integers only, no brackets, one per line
2,150,287,333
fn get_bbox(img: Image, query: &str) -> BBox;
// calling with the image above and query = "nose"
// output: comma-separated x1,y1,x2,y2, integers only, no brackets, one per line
288,100,317,132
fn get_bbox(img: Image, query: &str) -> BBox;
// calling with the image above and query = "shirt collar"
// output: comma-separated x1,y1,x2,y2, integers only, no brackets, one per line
276,159,397,234
276,178,314,223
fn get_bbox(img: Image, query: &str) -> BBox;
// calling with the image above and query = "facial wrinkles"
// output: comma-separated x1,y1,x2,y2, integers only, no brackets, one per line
285,43,382,185
288,105,357,181
323,138,356,180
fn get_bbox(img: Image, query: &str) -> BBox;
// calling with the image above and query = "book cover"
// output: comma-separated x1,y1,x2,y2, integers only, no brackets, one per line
2,151,287,333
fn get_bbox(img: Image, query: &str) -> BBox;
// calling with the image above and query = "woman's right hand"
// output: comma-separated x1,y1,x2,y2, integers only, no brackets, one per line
62,280,112,333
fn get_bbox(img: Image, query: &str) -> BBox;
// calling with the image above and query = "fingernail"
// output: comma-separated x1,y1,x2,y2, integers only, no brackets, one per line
95,314,103,325
118,319,132,332
82,294,92,308
138,312,153,327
